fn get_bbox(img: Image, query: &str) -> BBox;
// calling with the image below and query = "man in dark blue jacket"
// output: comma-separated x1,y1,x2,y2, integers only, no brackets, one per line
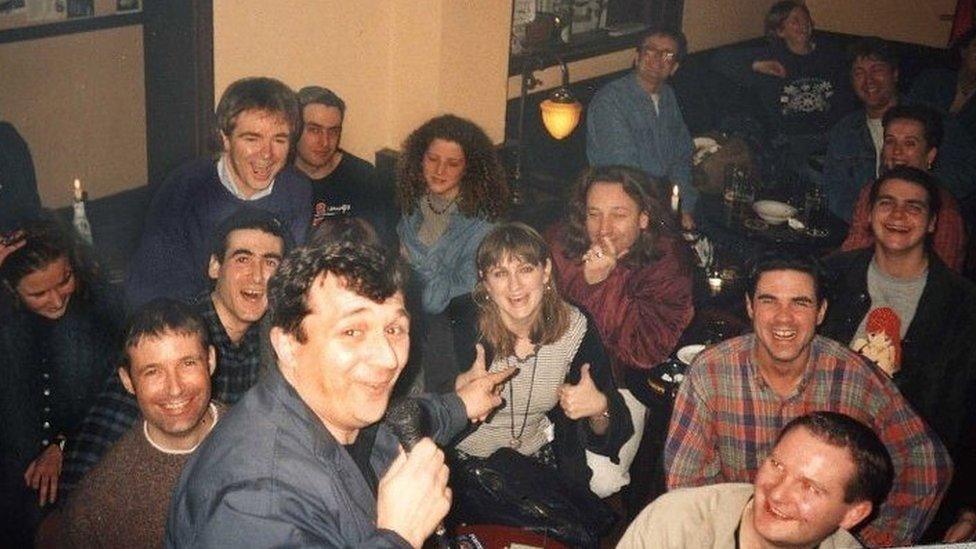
167,241,515,548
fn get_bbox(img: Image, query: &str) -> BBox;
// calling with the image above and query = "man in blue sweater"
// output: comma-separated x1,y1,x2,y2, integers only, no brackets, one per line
586,27,695,230
125,77,311,308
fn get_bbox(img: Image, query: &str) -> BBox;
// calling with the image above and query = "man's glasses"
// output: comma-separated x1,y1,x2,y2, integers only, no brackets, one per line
641,46,677,63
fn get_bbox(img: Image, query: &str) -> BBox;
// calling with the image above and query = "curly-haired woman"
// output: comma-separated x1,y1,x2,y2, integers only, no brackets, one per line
396,114,509,314
546,165,694,497
396,115,510,393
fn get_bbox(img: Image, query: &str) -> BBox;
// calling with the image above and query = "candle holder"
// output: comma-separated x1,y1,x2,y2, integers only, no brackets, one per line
71,178,93,245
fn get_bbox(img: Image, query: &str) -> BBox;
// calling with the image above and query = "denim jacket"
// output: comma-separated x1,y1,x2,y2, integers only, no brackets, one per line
398,209,493,315
823,108,877,221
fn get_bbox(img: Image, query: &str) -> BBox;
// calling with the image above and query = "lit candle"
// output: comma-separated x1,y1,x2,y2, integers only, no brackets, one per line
707,275,723,294
671,184,680,213
73,178,83,202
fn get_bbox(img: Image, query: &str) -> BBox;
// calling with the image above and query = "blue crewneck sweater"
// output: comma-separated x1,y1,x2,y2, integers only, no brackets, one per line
125,158,311,308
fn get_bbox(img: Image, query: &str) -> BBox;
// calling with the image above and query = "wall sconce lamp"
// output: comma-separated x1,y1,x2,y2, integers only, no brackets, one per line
514,54,582,187
539,58,582,140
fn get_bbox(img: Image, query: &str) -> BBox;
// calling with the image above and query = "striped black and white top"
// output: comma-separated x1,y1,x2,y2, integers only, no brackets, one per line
456,305,588,458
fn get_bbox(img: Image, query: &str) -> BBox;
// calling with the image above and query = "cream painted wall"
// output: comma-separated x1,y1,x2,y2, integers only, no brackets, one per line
439,3,513,131
0,25,147,207
213,0,511,152
810,0,954,48
683,0,774,51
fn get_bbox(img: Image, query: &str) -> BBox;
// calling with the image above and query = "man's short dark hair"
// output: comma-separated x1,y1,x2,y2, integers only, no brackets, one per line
269,242,403,343
777,412,894,510
869,165,942,220
120,298,210,372
847,36,899,70
747,251,826,303
210,207,293,266
215,77,301,141
882,103,944,150
637,26,688,62
297,86,346,117
308,217,380,250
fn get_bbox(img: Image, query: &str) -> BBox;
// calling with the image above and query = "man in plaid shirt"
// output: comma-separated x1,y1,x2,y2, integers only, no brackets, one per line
665,252,951,547
61,208,290,493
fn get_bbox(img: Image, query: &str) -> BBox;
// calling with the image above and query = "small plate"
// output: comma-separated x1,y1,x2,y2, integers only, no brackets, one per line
676,344,706,365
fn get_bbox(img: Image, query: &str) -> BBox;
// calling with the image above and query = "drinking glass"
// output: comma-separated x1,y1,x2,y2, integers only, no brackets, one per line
803,187,826,231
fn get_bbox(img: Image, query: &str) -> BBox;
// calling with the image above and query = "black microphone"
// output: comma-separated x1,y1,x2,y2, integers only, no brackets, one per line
384,398,450,548
385,397,430,451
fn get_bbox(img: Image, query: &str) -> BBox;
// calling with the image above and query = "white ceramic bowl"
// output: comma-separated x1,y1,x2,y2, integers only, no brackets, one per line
752,200,797,225
676,344,706,365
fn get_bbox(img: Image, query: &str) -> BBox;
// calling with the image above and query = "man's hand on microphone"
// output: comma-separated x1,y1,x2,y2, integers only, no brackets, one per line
455,344,518,422
376,438,451,548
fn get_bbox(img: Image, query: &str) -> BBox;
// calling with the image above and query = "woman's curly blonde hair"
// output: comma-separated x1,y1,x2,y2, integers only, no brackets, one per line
395,114,509,220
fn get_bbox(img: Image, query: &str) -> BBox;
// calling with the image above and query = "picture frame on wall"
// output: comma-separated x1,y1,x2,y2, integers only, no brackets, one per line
0,0,26,16
511,0,536,54
66,0,93,18
572,0,606,35
117,0,140,12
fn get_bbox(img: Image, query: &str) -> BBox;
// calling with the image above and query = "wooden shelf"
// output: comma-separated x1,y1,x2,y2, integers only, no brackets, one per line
509,30,641,76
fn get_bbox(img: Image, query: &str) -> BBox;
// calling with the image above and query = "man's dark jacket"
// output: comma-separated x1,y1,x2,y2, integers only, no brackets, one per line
166,366,468,547
821,248,976,539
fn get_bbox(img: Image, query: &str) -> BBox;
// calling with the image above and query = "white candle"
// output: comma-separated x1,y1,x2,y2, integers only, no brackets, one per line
707,276,723,294
73,178,83,202
671,184,680,213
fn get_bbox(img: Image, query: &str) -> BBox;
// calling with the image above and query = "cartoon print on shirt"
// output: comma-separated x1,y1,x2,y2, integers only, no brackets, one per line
851,306,901,376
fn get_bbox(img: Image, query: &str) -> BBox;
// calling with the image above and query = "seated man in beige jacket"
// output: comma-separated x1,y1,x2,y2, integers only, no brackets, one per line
620,412,891,549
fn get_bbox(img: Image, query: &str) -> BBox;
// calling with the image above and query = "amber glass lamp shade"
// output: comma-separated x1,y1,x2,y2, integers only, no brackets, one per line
540,87,582,140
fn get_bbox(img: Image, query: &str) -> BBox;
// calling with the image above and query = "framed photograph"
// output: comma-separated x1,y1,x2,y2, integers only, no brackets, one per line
66,0,92,18
117,0,140,12
0,0,26,16
511,0,535,54
572,0,605,34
